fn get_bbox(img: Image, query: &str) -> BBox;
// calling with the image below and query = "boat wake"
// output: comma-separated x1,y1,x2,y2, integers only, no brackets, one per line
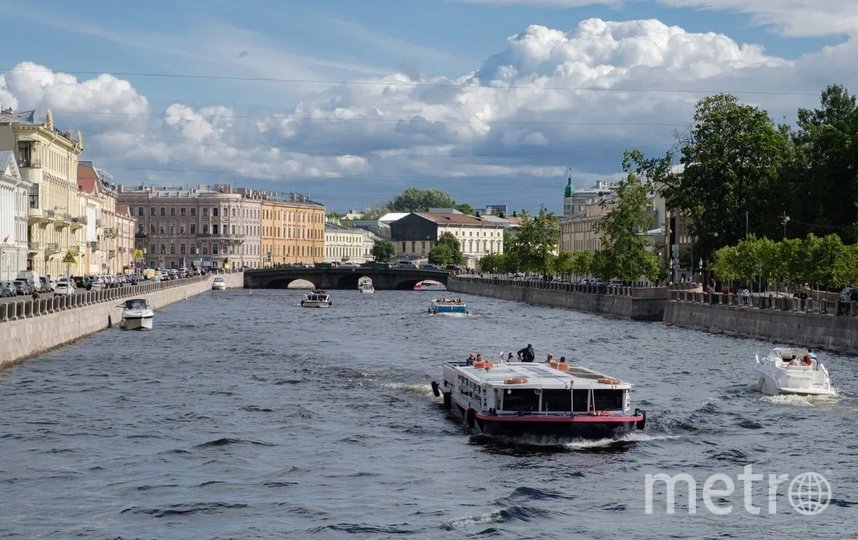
562,432,680,451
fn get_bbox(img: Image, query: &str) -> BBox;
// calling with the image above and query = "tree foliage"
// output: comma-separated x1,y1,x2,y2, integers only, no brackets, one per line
387,188,455,212
371,240,395,262
429,232,463,265
506,207,559,276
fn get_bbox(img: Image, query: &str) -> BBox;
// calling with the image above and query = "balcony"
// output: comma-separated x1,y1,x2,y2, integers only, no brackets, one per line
45,209,56,219
104,227,116,237
135,231,148,238
73,215,88,225
70,216,85,230
45,243,59,253
28,242,41,253
109,250,116,258
28,209,51,224
88,241,100,250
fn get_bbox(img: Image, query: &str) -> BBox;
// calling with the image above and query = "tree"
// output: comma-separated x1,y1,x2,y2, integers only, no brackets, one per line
454,202,475,215
429,232,463,265
553,252,573,277
570,251,594,279
371,240,395,262
507,207,559,276
595,170,660,283
388,188,455,212
478,252,503,273
659,94,792,260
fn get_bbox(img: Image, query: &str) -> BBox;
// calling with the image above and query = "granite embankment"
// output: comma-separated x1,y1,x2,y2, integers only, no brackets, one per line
449,277,858,354
447,276,667,321
0,273,243,368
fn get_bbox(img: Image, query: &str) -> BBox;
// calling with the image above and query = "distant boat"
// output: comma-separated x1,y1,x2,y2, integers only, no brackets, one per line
302,289,331,308
358,276,375,294
120,298,154,330
429,297,468,316
414,279,446,291
754,347,834,396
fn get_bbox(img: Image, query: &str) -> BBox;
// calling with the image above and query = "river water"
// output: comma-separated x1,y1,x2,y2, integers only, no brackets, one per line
1,289,856,538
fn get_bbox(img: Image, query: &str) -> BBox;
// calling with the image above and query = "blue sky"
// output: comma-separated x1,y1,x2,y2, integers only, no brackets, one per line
1,0,855,213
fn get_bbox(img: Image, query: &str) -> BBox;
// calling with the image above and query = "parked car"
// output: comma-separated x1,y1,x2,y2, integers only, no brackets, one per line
13,278,32,295
840,287,858,302
0,281,16,297
421,263,441,270
54,279,74,296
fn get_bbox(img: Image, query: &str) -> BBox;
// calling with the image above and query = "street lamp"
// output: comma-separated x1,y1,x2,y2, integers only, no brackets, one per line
782,211,790,238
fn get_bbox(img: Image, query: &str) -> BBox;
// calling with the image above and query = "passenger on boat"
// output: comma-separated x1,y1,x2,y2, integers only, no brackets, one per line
517,344,535,362
466,353,475,366
559,356,567,363
788,354,800,366
546,353,554,362
507,352,515,361
475,353,483,363
802,354,813,366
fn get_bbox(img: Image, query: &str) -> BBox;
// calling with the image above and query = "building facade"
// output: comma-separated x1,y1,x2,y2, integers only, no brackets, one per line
0,109,85,277
0,152,31,280
389,211,505,268
118,185,262,270
324,222,375,263
258,193,326,267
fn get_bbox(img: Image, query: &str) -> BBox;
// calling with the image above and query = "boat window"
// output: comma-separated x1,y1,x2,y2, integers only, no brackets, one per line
572,390,589,411
541,389,572,412
501,390,539,412
593,390,624,410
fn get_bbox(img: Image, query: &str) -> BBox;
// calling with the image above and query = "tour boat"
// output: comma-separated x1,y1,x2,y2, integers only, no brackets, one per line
430,297,468,316
302,289,332,308
431,359,646,439
358,276,375,294
120,298,154,330
211,276,227,290
754,347,835,396
414,279,446,291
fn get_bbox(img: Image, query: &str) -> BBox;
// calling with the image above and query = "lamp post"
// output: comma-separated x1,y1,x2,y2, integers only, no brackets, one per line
782,211,790,239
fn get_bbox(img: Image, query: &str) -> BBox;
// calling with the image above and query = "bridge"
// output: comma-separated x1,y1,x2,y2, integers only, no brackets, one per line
243,267,450,290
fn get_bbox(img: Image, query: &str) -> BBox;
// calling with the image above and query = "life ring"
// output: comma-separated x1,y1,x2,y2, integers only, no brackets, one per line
473,361,486,369
597,378,620,385
504,377,528,384
431,381,440,397
556,362,569,371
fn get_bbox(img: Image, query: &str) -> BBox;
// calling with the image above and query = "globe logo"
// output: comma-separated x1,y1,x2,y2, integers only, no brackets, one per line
788,472,831,515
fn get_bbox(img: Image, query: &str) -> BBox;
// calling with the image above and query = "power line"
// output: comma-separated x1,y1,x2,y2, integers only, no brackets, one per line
0,66,822,96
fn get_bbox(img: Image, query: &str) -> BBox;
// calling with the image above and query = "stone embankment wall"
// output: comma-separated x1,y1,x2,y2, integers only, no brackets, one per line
664,292,858,354
0,273,244,369
447,277,666,321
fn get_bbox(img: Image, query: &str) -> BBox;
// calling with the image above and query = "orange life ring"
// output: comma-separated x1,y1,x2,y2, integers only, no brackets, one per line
504,377,528,384
597,378,620,385
556,362,569,371
483,361,494,369
473,361,486,369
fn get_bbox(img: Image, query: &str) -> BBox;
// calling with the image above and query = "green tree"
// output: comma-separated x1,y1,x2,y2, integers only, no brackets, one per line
429,232,463,265
454,202,475,215
478,252,503,273
388,188,455,212
660,94,792,259
507,207,559,277
595,170,660,283
371,240,395,262
553,252,573,278
570,251,594,279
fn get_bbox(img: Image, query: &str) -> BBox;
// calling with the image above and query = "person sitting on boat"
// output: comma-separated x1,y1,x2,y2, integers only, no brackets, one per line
475,353,483,363
546,353,554,363
788,354,800,366
559,356,567,363
466,353,475,366
802,353,813,366
507,352,515,362
517,344,535,362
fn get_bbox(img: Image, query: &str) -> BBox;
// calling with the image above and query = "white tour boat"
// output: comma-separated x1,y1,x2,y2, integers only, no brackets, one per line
211,276,227,290
302,289,332,308
414,279,446,291
429,297,468,316
754,347,835,396
431,359,645,439
358,276,375,294
120,298,154,330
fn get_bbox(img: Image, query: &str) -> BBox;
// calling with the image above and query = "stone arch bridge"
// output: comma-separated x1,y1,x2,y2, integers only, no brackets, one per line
243,267,449,290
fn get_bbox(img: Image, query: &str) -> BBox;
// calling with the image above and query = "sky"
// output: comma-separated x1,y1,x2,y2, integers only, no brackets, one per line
1,0,856,214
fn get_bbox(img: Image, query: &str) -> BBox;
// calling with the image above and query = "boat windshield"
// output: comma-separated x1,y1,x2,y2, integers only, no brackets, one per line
125,299,149,309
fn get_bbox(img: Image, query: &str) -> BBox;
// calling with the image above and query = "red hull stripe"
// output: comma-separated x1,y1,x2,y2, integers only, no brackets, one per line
449,395,641,423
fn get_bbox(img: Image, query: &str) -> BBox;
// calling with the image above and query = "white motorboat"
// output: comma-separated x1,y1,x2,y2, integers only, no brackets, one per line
414,279,446,291
754,347,834,396
358,276,375,294
120,298,154,330
211,276,227,290
302,289,331,308
431,358,645,439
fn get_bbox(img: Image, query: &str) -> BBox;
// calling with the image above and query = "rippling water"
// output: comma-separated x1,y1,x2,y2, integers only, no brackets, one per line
1,289,857,538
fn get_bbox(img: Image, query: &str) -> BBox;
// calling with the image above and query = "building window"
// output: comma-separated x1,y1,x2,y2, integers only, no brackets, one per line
159,225,165,235
191,207,196,216
170,244,175,254
213,224,219,235
170,207,175,216
138,207,144,217
202,245,208,255
179,225,185,235
149,244,155,254
212,207,219,217
190,224,196,234
203,225,209,234
203,207,209,216
213,244,219,255
28,184,39,208
180,244,186,255
150,207,156,216
150,224,156,233
160,207,165,216
180,207,185,216
160,244,166,255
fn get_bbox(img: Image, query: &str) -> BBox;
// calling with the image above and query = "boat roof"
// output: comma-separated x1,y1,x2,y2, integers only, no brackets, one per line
445,361,631,389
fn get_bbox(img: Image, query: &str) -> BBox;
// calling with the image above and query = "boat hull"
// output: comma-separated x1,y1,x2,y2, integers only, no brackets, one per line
121,315,153,330
431,306,468,316
754,349,835,396
447,396,641,439
301,301,330,308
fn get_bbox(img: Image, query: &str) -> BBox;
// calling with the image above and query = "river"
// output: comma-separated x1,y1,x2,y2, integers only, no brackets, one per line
1,288,856,538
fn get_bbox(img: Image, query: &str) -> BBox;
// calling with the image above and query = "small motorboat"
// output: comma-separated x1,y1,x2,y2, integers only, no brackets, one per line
414,279,446,291
302,289,331,308
429,297,468,316
120,298,154,330
211,276,227,290
754,347,835,396
431,358,645,439
358,276,375,294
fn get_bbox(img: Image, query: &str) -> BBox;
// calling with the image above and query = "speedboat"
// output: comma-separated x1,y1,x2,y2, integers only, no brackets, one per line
120,298,154,330
754,347,834,396
431,359,645,439
430,297,468,316
358,276,375,294
414,279,446,291
211,276,227,290
302,289,331,308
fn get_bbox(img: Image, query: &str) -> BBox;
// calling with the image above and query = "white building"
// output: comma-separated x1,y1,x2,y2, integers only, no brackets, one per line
325,222,377,263
0,152,31,280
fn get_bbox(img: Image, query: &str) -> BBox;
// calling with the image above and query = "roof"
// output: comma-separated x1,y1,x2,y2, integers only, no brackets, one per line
0,151,22,180
379,212,409,223
77,162,99,194
0,108,37,124
416,212,506,227
116,204,130,216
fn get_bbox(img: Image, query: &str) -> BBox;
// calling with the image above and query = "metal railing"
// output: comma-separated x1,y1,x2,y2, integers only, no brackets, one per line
666,289,858,316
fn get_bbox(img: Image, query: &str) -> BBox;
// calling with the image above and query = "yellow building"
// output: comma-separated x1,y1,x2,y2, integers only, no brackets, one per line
559,178,618,254
0,108,84,278
258,193,326,267
77,162,136,274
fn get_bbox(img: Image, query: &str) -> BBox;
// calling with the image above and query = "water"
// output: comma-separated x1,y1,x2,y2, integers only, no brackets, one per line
1,289,857,538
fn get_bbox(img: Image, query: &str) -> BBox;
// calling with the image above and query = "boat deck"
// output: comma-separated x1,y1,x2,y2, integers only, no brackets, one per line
448,361,630,390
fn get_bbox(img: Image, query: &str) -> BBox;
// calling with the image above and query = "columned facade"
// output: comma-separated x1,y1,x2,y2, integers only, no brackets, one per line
0,152,31,280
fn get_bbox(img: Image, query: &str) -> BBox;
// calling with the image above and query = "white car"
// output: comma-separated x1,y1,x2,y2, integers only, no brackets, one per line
54,279,74,296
